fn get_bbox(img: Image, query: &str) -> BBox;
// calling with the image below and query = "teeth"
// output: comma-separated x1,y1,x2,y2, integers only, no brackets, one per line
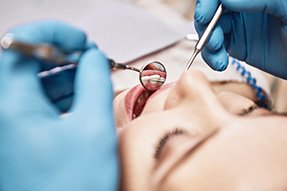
150,74,161,79
143,75,164,81
150,79,163,85
142,74,160,81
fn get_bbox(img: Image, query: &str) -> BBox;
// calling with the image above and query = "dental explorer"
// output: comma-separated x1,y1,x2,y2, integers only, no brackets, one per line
0,33,167,91
184,4,224,72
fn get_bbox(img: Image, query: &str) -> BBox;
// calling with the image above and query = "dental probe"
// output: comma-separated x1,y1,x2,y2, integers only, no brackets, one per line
184,4,224,72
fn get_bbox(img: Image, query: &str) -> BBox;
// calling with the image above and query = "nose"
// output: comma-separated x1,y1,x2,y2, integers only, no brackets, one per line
164,70,217,109
164,70,231,132
167,70,231,123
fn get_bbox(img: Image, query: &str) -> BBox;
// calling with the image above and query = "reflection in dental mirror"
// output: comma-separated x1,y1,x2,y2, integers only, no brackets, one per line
140,61,167,91
110,60,167,91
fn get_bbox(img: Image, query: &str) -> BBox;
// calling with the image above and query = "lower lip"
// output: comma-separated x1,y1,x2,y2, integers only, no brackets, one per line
125,85,147,120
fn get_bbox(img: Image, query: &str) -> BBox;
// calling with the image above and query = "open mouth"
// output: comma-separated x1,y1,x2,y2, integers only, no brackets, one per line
125,85,155,120
133,90,154,118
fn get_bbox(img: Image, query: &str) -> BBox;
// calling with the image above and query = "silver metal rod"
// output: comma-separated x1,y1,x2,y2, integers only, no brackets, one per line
38,64,77,78
184,48,200,72
0,35,142,76
1,34,151,83
124,65,141,73
184,4,224,72
1,35,167,90
196,4,224,50
109,59,141,73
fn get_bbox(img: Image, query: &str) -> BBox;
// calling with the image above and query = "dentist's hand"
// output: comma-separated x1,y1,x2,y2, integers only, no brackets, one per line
194,0,287,79
0,21,118,191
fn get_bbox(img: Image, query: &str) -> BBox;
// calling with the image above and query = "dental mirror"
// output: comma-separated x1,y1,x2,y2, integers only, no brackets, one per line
139,61,167,91
110,60,167,91
0,34,167,91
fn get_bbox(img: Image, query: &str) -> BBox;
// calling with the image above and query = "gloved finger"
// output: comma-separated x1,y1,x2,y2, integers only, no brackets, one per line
0,20,88,115
1,21,90,114
0,51,58,116
195,23,225,51
201,45,229,71
217,13,233,34
71,48,114,121
205,26,224,51
221,0,286,21
217,12,248,61
9,20,89,53
194,0,220,25
40,69,76,113
194,20,204,38
216,13,233,50
69,48,117,190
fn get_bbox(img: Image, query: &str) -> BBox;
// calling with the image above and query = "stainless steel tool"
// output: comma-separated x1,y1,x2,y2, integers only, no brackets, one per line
184,4,224,72
0,33,167,91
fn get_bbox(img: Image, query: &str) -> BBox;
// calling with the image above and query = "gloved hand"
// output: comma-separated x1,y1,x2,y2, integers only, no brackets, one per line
0,21,118,191
194,0,287,79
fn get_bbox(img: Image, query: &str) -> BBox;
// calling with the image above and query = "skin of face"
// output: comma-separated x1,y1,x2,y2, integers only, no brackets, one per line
114,70,287,191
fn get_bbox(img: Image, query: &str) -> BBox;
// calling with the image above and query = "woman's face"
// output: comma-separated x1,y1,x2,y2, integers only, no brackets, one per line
114,70,287,191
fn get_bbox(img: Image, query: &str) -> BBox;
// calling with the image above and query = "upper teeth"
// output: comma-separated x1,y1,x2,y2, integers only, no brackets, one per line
141,75,165,83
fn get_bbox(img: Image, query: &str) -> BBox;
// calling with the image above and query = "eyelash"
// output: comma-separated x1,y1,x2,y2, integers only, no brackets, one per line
153,128,185,159
239,105,258,116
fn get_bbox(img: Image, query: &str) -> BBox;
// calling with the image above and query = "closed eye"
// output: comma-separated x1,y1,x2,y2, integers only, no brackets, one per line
153,128,185,159
239,105,258,116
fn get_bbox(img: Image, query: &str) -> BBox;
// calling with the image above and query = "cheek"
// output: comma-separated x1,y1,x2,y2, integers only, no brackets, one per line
114,91,130,128
119,121,165,191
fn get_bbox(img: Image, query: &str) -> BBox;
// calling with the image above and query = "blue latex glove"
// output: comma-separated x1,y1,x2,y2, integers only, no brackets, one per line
194,0,287,79
0,21,118,191
41,66,77,113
